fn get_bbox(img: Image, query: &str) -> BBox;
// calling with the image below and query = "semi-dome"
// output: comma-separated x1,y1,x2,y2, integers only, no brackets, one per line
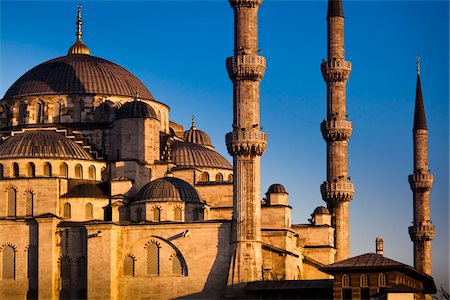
2,55,154,100
313,206,330,215
0,130,93,160
267,183,287,194
135,177,200,203
170,141,232,170
116,100,158,119
64,184,106,198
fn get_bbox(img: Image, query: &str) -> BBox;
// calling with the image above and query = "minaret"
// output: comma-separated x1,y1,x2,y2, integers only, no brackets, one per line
408,58,435,275
320,0,354,261
225,0,267,284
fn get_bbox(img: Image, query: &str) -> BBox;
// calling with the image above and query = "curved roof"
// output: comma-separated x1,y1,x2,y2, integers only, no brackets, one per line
65,184,106,198
116,101,158,119
267,183,287,194
0,130,93,160
135,176,200,203
313,206,330,215
170,141,232,170
2,55,154,100
184,127,212,147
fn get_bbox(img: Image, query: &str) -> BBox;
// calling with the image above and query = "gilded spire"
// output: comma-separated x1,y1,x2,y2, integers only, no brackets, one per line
414,57,427,130
191,115,196,130
68,4,91,55
327,0,344,18
164,138,174,177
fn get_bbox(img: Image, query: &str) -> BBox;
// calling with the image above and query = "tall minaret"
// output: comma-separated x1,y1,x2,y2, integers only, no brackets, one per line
408,58,435,275
320,0,354,261
225,0,267,284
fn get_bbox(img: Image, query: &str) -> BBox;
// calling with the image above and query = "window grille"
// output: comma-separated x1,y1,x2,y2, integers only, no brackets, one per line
88,166,96,180
26,192,33,217
85,203,93,219
174,207,182,221
75,164,83,179
153,208,161,222
378,273,387,287
63,203,71,218
44,163,52,177
172,254,183,275
124,256,135,276
2,245,15,279
147,243,159,275
342,274,350,287
360,274,369,287
7,188,16,217
27,163,35,177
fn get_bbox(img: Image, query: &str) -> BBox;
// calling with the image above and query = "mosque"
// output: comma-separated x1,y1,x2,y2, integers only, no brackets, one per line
0,0,436,299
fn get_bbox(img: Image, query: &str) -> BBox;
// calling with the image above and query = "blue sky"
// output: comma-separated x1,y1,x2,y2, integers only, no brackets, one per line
1,0,448,290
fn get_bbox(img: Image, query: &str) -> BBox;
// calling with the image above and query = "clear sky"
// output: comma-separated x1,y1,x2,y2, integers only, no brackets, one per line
1,0,448,291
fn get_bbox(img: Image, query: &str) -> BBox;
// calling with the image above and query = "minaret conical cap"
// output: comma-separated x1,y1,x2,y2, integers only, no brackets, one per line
414,58,427,130
327,0,344,18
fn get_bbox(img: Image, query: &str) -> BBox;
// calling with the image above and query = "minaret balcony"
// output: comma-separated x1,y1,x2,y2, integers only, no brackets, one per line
321,120,352,141
226,130,267,156
226,55,266,81
321,58,351,83
229,0,262,8
320,181,354,203
408,173,434,192
408,224,435,241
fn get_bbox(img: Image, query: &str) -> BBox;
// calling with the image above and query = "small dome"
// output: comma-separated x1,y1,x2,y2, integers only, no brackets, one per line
313,206,330,215
116,101,158,119
0,130,93,160
170,141,232,170
267,184,287,194
135,177,200,203
184,125,212,147
65,184,106,198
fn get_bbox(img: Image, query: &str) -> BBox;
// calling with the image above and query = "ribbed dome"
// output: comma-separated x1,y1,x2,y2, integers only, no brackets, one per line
313,206,330,215
170,141,232,170
116,101,158,119
0,130,93,160
267,183,287,194
65,184,106,198
184,127,212,147
2,55,154,100
135,177,200,203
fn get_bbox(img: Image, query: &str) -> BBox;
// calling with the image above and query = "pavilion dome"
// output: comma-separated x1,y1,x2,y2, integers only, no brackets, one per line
135,176,201,203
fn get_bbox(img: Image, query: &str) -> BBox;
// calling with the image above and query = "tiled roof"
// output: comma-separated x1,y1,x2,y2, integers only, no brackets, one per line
321,253,409,270
171,141,232,170
2,55,154,100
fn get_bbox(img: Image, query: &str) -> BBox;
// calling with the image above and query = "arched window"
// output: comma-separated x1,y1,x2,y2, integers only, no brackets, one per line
378,273,387,287
228,174,233,182
360,274,369,287
147,242,160,275
7,187,16,217
18,102,27,125
171,253,184,275
123,255,135,277
53,102,61,123
27,245,37,278
215,173,223,181
27,162,35,177
44,162,52,177
73,100,83,122
60,257,71,279
174,207,182,221
63,203,71,218
153,207,161,222
26,192,34,217
85,203,93,219
200,172,209,182
60,163,68,178
36,101,44,124
136,207,143,222
76,256,86,278
12,163,19,177
75,164,83,179
2,245,16,279
342,274,350,287
88,165,96,180
193,208,200,221
0,164,3,179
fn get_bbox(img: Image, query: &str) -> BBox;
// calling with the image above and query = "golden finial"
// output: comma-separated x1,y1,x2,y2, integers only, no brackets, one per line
417,56,421,75
164,138,174,177
134,91,140,101
191,115,196,130
68,4,91,55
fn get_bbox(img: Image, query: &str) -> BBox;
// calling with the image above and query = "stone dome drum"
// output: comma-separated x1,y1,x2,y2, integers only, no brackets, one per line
2,55,154,100
135,177,200,203
0,130,93,160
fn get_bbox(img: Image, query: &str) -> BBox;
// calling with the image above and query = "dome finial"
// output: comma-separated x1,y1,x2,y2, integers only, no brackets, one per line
165,138,174,177
68,4,91,55
191,115,196,130
134,90,140,101
417,55,421,75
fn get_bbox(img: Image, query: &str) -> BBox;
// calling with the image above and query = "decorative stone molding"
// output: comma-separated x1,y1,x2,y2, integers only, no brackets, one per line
408,173,434,192
321,58,351,83
408,224,435,241
229,0,262,8
321,120,352,141
320,181,354,202
226,130,267,156
226,55,266,81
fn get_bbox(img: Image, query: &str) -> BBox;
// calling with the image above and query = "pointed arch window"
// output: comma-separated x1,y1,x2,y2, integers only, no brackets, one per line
7,187,17,218
123,255,135,277
26,191,34,217
27,162,35,177
153,207,161,222
2,245,16,279
12,163,19,177
75,164,83,179
215,173,223,181
88,165,96,180
27,245,37,278
174,207,182,221
63,203,71,219
36,101,44,124
147,242,160,276
18,102,27,125
60,163,68,178
44,162,52,177
85,203,93,219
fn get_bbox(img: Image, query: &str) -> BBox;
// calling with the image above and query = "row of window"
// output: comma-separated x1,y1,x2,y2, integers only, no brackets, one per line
63,203,93,219
1,244,37,280
199,172,233,183
6,188,34,218
123,242,186,277
0,163,100,179
135,206,203,222
342,273,387,288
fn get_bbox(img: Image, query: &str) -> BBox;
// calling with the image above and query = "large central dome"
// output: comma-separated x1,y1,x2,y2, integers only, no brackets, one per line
2,54,154,100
